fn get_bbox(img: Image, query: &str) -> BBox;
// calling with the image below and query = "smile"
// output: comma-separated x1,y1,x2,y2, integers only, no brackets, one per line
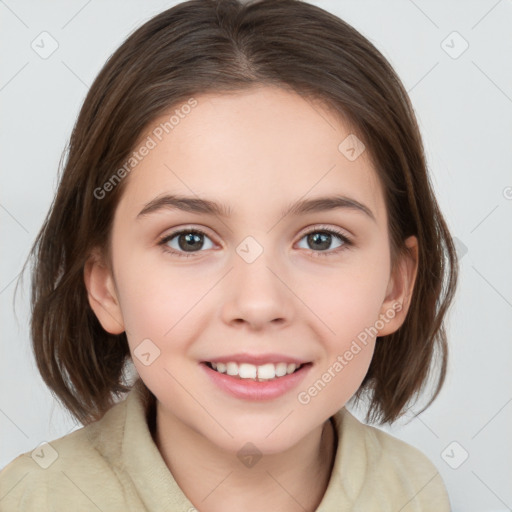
200,361,313,401
205,361,306,381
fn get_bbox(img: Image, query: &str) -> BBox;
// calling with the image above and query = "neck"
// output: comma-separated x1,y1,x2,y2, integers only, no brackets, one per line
152,402,337,512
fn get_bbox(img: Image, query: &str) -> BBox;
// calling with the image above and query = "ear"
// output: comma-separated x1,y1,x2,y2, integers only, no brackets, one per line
376,235,419,336
83,247,125,334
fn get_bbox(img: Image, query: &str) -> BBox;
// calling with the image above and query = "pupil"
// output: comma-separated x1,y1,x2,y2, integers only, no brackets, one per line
179,232,203,251
309,232,330,250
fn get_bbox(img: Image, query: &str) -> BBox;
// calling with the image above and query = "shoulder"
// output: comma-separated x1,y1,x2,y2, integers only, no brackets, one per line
333,408,451,511
354,412,441,475
0,396,130,511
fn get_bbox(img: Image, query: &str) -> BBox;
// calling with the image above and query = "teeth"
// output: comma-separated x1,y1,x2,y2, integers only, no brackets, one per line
257,363,277,379
209,361,302,380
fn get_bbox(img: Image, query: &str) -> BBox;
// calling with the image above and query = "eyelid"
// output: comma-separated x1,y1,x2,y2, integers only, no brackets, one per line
159,224,217,239
157,226,219,247
298,223,353,239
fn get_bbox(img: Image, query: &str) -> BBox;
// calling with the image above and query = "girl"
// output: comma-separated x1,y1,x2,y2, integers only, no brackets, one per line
0,0,458,510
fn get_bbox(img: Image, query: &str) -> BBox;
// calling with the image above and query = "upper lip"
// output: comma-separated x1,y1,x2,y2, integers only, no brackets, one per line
201,353,311,366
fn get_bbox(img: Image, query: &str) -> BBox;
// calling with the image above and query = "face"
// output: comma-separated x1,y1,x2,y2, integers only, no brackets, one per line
85,85,417,455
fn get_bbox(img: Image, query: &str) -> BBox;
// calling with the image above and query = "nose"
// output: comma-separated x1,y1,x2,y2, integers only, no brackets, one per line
220,248,295,331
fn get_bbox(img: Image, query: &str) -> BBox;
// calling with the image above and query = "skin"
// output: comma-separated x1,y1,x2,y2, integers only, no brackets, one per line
84,85,418,512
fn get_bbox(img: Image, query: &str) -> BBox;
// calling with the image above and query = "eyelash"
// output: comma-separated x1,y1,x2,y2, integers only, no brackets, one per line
157,225,353,259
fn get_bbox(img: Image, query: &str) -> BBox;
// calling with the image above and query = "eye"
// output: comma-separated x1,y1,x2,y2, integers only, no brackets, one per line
296,226,353,257
158,225,353,259
158,228,214,258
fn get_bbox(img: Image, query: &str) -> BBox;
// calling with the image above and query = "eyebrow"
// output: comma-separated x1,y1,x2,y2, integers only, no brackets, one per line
136,194,376,222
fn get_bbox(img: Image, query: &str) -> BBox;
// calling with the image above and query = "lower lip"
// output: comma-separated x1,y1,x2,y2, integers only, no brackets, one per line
200,362,312,401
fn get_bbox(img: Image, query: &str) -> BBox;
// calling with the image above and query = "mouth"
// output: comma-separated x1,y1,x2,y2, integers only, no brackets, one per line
202,361,312,382
200,359,313,401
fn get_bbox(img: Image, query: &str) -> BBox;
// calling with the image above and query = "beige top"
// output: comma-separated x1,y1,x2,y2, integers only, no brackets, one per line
0,379,451,511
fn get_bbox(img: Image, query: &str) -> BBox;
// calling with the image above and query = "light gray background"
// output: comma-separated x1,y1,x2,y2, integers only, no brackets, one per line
1,1,511,510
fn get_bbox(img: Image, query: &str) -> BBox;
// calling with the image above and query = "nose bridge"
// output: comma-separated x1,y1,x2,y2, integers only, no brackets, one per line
221,235,293,327
234,234,283,296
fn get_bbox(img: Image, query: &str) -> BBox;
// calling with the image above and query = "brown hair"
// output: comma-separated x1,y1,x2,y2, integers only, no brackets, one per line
17,0,458,426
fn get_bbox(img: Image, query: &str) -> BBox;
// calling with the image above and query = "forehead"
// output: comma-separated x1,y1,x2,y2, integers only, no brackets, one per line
116,86,386,224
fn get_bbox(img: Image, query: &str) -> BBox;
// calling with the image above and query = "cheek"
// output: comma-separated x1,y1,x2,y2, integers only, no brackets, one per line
297,285,378,414
293,259,387,407
115,247,209,334
300,259,389,342
114,264,202,390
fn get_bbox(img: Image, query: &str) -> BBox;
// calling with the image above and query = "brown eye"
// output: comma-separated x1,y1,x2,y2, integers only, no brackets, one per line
159,229,214,257
297,227,352,257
